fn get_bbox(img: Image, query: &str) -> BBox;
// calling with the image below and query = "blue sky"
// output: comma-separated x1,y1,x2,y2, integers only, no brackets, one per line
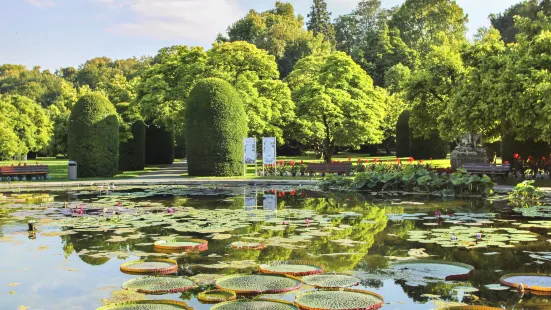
2,0,521,71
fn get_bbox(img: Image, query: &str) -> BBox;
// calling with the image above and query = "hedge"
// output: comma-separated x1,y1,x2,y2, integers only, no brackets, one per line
174,133,186,159
184,78,247,176
396,110,410,157
501,133,551,163
410,130,448,160
145,125,174,165
68,93,119,177
119,120,146,171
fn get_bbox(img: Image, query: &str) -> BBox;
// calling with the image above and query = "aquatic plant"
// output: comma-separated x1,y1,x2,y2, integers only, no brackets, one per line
153,238,208,252
120,259,178,275
294,288,384,310
301,274,360,288
436,307,503,310
259,260,324,276
215,274,302,294
210,299,298,310
121,276,194,294
500,273,551,292
390,260,474,281
197,289,236,303
96,300,193,309
508,180,545,207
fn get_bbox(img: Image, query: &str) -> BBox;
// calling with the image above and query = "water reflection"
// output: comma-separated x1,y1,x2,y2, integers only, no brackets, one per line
0,186,550,309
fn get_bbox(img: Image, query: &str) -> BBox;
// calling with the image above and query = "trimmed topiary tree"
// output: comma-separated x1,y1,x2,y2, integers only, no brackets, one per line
184,78,247,176
174,133,186,159
68,93,119,177
119,120,146,171
145,125,175,165
410,131,448,160
396,110,410,157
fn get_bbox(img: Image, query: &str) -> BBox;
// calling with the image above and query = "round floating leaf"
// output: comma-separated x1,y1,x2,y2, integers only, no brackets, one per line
301,274,360,288
294,288,384,310
96,300,193,309
451,286,479,293
121,276,194,294
390,260,474,281
154,238,208,253
231,241,266,250
215,274,302,294
436,307,503,310
484,284,511,291
120,259,178,275
211,299,298,310
197,289,236,303
500,273,551,292
259,260,324,276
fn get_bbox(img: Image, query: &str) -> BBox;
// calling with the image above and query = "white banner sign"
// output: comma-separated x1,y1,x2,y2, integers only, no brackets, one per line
243,138,257,164
262,137,277,165
244,197,257,208
263,194,277,211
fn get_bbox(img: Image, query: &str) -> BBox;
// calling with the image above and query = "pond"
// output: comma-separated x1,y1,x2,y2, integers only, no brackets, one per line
0,185,550,309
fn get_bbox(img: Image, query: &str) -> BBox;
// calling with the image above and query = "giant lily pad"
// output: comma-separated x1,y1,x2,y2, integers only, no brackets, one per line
120,259,178,275
500,273,551,292
211,299,298,310
390,260,474,281
197,289,236,303
215,274,302,294
121,276,194,294
301,274,360,288
259,260,324,276
96,300,193,309
154,238,208,252
294,288,384,310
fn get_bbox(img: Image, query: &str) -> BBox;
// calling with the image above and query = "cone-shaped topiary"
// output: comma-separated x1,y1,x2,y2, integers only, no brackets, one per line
410,130,448,160
396,110,410,157
68,93,119,177
119,120,146,171
145,124,175,165
184,78,247,176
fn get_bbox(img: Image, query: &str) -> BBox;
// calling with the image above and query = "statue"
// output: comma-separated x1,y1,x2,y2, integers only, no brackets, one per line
450,132,488,169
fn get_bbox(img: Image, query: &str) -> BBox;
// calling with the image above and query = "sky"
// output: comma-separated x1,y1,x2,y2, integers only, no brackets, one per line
2,0,522,71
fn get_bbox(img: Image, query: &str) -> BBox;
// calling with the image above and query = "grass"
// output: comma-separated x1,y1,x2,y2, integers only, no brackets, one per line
0,158,161,182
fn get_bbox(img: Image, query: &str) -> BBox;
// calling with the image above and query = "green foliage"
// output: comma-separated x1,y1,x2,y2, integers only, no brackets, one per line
174,133,186,159
307,0,336,46
286,52,386,162
119,120,145,171
322,165,494,196
410,131,448,160
509,180,546,207
490,0,551,43
396,110,410,157
68,93,119,177
222,2,330,78
145,125,174,165
184,78,247,176
0,94,53,159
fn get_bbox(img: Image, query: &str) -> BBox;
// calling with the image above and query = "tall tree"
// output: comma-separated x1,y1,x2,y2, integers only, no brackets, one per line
490,0,551,43
390,0,468,54
307,0,336,46
286,52,386,162
221,2,330,78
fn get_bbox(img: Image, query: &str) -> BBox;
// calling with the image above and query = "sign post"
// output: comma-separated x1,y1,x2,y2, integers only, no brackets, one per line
262,137,277,176
243,138,257,176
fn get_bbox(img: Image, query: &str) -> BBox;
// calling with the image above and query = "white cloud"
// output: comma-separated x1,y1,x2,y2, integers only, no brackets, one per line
27,0,56,8
98,0,243,42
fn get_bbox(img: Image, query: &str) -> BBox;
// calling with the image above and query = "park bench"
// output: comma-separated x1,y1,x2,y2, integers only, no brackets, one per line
0,165,49,177
462,163,510,178
305,162,352,176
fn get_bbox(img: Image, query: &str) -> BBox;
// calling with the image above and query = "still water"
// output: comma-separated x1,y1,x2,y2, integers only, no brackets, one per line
0,185,550,309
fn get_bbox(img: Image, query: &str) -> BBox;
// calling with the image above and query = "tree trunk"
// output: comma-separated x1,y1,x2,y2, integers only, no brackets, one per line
322,139,335,163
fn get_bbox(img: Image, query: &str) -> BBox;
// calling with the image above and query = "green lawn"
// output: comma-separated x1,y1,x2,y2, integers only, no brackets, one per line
0,158,160,182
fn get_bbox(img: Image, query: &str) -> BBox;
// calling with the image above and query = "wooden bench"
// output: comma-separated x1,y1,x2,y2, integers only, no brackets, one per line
305,163,352,176
0,165,49,177
462,164,510,178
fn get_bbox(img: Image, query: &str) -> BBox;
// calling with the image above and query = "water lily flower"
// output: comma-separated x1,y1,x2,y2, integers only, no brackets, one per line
168,208,174,214
282,221,287,225
451,233,457,241
475,233,482,239
306,218,310,225
434,210,441,217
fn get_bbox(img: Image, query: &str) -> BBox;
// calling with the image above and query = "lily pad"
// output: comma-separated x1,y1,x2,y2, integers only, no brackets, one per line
120,259,178,275
301,274,360,288
197,289,236,303
215,274,301,294
121,276,194,294
259,260,324,276
294,288,384,310
211,299,298,310
97,300,193,309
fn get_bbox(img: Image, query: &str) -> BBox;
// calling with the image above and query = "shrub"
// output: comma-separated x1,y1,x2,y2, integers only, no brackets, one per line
68,93,119,177
145,125,174,165
174,133,186,159
184,78,247,176
119,120,146,171
396,110,410,157
501,133,551,164
410,131,448,160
